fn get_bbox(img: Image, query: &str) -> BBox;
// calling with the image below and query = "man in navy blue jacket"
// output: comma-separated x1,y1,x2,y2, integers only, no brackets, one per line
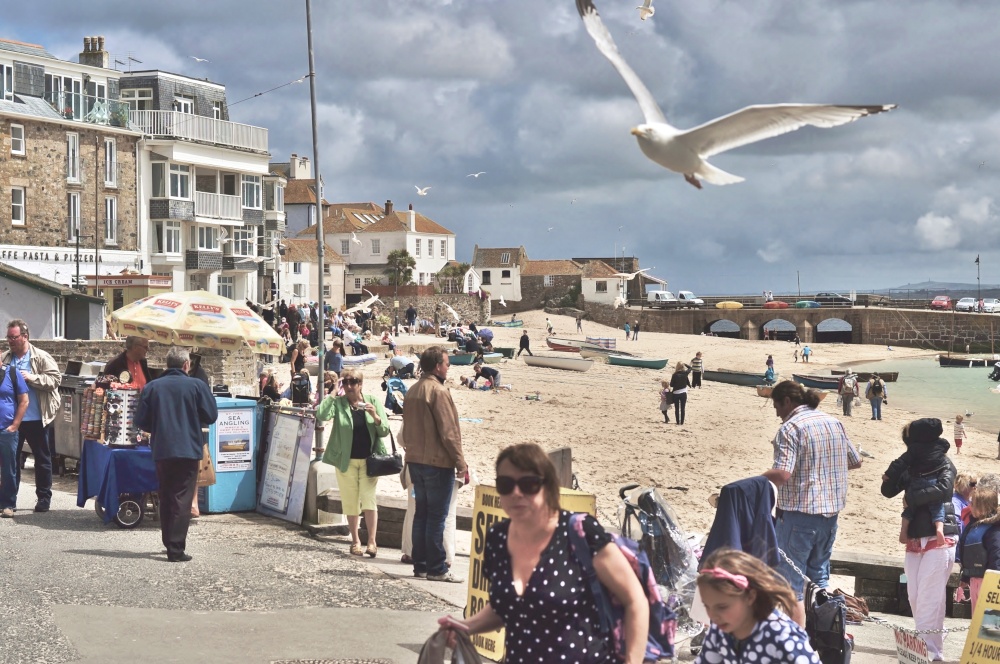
135,347,218,562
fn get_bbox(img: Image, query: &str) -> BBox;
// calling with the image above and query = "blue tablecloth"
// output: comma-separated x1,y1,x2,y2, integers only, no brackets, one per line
77,439,158,523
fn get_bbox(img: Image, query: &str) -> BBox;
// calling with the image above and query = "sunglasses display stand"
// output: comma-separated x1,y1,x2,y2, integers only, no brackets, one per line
103,389,141,448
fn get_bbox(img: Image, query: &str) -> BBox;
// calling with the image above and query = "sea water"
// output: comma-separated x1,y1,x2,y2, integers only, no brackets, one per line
848,357,1000,440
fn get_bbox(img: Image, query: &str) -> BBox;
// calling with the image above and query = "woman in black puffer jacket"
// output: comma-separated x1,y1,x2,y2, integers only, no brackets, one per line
881,418,957,662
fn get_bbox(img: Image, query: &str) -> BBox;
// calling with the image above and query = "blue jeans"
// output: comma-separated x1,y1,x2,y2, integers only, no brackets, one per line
870,398,883,420
0,429,19,509
902,475,945,524
776,510,839,598
409,462,456,576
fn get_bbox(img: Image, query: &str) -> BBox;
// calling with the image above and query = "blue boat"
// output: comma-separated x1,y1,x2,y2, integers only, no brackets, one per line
792,374,839,389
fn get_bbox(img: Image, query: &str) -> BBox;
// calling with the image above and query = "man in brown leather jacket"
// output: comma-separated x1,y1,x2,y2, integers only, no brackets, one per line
402,346,466,582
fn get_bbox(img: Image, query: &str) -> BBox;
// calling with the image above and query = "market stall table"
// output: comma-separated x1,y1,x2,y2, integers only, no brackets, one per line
77,439,158,528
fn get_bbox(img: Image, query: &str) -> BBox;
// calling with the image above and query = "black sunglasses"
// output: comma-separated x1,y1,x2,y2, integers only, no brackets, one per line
342,378,361,386
496,475,544,496
970,482,978,488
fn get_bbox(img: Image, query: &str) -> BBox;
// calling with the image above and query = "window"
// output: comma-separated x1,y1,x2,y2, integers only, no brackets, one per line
67,193,81,239
174,94,193,114
154,220,182,253
354,278,361,289
371,239,381,255
242,175,261,209
53,298,64,339
104,138,117,186
213,101,223,120
482,270,492,285
275,184,284,211
340,240,349,255
170,164,190,198
323,263,330,275
292,262,302,274
0,64,11,101
323,284,331,298
308,205,315,227
192,225,219,250
500,252,511,264
120,88,153,111
46,75,82,119
544,275,555,287
104,197,117,244
440,240,446,258
415,239,421,258
596,281,608,293
217,276,234,299
151,162,166,197
418,273,425,286
293,284,305,298
501,270,511,279
232,229,253,257
11,187,25,227
66,133,80,182
10,124,24,155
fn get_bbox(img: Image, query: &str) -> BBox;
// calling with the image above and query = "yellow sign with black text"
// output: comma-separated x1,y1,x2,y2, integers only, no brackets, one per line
465,485,596,662
961,570,1000,664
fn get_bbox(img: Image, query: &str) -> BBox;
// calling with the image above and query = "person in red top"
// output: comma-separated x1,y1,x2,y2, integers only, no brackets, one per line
102,336,152,390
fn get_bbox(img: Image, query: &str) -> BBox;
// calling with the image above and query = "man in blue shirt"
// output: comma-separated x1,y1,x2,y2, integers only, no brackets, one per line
135,347,218,562
0,363,28,517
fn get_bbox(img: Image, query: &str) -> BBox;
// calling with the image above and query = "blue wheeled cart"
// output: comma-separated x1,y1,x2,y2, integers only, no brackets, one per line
199,398,263,513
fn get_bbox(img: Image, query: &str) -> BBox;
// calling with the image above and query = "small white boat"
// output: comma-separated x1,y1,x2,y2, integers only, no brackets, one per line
342,353,378,366
523,354,593,372
482,352,503,364
580,347,635,359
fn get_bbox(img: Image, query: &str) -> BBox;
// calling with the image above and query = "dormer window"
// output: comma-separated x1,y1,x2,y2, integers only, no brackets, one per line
500,252,511,265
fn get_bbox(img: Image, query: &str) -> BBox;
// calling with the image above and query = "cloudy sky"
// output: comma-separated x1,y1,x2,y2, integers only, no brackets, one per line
7,0,1000,294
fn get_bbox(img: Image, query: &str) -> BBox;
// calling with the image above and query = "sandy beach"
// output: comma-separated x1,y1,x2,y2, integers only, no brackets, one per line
321,309,1000,558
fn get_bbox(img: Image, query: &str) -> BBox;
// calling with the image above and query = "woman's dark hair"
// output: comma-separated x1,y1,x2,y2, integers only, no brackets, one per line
495,443,561,513
770,380,821,409
697,548,797,621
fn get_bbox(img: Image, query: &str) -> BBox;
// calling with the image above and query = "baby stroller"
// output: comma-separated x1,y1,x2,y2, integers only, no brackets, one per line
618,483,704,646
382,377,407,415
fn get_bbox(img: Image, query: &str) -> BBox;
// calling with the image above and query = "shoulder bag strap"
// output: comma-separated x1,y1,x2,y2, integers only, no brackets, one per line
566,513,615,633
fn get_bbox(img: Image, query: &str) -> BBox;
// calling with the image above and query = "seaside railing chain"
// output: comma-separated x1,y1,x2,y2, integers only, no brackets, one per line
777,548,968,636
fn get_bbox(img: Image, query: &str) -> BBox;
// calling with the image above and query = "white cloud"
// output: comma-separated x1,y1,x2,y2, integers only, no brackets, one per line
915,212,959,250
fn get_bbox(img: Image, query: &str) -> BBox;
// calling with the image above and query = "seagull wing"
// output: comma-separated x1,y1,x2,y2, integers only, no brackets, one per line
680,104,897,158
576,0,667,125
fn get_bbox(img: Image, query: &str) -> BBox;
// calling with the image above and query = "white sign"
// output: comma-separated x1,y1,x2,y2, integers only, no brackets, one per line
895,628,930,664
257,412,315,524
215,408,255,472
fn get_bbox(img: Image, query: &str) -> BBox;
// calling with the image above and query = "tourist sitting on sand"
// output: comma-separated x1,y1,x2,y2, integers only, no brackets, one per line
380,330,396,352
763,366,776,385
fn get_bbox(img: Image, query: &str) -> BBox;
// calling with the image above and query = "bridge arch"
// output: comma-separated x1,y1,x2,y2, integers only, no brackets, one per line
760,318,798,341
816,317,853,343
706,318,740,338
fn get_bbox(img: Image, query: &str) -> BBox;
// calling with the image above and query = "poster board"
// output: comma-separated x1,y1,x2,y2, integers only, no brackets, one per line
466,485,596,662
256,411,315,524
961,570,1000,664
215,408,255,473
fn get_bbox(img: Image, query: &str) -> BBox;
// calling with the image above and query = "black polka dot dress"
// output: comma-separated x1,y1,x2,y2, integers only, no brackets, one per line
695,608,821,664
484,510,615,663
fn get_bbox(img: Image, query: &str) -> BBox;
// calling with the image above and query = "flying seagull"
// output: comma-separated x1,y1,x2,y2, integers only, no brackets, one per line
190,56,209,63
575,0,896,189
350,231,362,247
613,296,628,309
636,0,654,20
440,302,460,322
415,185,431,196
612,267,652,281
498,295,507,307
344,289,384,315
467,172,486,178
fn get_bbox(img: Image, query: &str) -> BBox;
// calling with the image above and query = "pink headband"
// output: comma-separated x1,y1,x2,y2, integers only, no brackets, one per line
700,568,749,590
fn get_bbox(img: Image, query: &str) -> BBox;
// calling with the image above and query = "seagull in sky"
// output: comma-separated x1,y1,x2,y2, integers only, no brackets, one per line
612,267,652,281
547,227,555,232
415,185,431,196
350,231,362,247
576,0,896,189
190,56,209,63
636,0,654,20
441,302,460,321
498,295,507,307
613,296,628,309
467,172,486,178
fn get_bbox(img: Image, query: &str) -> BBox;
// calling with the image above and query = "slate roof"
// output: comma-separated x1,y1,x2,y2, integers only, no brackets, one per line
472,246,526,268
0,94,75,122
0,38,57,60
361,210,453,235
520,260,583,277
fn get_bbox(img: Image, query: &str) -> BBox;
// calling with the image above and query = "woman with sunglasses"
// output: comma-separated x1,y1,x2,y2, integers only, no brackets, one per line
316,368,390,557
438,443,648,663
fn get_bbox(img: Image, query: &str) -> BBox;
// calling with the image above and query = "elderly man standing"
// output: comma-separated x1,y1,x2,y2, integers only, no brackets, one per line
763,380,862,626
2,319,61,513
135,347,218,562
403,346,467,582
102,336,152,388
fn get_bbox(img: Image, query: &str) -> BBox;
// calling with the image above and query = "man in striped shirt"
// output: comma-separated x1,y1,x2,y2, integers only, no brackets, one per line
763,380,862,626
690,352,703,388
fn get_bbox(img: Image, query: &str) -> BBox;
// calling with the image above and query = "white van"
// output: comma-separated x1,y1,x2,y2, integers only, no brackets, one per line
676,291,704,308
647,290,678,308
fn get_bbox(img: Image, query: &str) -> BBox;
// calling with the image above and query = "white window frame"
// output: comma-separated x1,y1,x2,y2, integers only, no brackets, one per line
596,280,608,293
120,88,153,111
66,133,80,182
0,64,12,101
192,225,219,251
415,238,421,258
11,187,25,227
151,162,166,197
308,205,315,227
217,276,234,299
275,185,284,211
169,164,190,199
242,175,261,209
544,275,555,287
53,298,65,339
340,240,349,255
323,284,331,298
354,278,361,289
500,252,511,264
371,239,381,255
213,101,223,120
67,192,81,240
174,94,194,114
232,229,253,257
104,137,117,187
427,239,434,257
104,196,118,245
293,284,305,298
10,123,24,155
440,240,446,258
164,220,181,254
292,262,302,274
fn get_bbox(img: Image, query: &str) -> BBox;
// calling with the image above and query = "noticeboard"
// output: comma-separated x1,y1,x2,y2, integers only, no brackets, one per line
466,485,596,662
962,570,1000,664
256,411,315,524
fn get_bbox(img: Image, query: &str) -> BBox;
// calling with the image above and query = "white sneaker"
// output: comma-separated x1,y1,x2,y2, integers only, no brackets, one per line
1,507,14,518
427,571,463,583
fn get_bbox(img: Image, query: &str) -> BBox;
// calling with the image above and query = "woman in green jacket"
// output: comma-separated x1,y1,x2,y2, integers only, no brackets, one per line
316,368,390,557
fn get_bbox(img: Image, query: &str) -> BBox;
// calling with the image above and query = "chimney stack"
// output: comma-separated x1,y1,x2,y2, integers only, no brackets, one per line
408,206,416,232
79,35,109,68
385,200,393,216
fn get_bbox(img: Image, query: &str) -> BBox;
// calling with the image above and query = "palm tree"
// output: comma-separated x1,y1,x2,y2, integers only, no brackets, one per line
437,262,471,294
384,249,416,286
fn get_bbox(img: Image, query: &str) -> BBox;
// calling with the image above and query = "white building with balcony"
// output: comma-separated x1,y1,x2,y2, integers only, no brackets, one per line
121,70,278,303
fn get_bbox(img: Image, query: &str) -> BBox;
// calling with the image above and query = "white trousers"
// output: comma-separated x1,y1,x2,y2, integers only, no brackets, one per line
402,473,461,566
903,541,955,661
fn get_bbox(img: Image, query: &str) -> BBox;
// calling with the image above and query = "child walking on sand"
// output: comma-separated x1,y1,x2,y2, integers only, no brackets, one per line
695,548,820,664
883,419,950,546
659,379,672,423
955,414,967,454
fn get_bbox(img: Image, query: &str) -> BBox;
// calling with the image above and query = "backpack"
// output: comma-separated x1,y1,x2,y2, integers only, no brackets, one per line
960,522,995,578
840,376,857,395
869,379,884,397
804,581,852,664
567,512,676,662
290,375,311,405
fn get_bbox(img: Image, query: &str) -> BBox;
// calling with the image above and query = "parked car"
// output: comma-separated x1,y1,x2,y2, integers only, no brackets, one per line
676,291,704,308
984,298,1000,313
814,292,853,306
929,295,952,310
647,290,679,308
956,297,978,312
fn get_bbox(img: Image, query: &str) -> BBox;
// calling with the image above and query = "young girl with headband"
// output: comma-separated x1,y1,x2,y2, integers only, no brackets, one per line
695,548,820,664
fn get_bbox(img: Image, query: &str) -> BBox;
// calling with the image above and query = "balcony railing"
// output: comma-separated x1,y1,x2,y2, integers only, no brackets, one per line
195,191,242,221
43,92,131,128
129,110,269,153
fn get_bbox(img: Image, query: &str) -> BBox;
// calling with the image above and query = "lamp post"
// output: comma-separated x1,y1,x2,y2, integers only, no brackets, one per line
74,231,95,293
394,264,400,335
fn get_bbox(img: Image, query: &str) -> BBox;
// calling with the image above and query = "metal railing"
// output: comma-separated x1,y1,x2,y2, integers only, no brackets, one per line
195,191,242,221
42,91,130,128
129,110,268,153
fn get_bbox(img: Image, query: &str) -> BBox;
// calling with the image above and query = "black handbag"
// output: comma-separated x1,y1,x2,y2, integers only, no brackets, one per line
366,430,404,477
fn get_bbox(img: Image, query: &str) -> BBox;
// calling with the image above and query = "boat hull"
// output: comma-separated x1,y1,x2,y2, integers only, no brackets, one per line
715,301,744,309
449,352,477,366
580,347,635,359
794,301,822,308
495,347,516,359
495,320,523,328
792,374,840,389
482,353,503,364
702,369,774,387
830,369,898,382
608,355,669,370
939,355,994,367
763,301,789,309
523,355,593,372
545,337,605,353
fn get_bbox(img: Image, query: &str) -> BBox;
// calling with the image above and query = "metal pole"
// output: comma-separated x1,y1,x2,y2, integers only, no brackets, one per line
306,0,326,460
797,270,801,299
75,231,81,292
